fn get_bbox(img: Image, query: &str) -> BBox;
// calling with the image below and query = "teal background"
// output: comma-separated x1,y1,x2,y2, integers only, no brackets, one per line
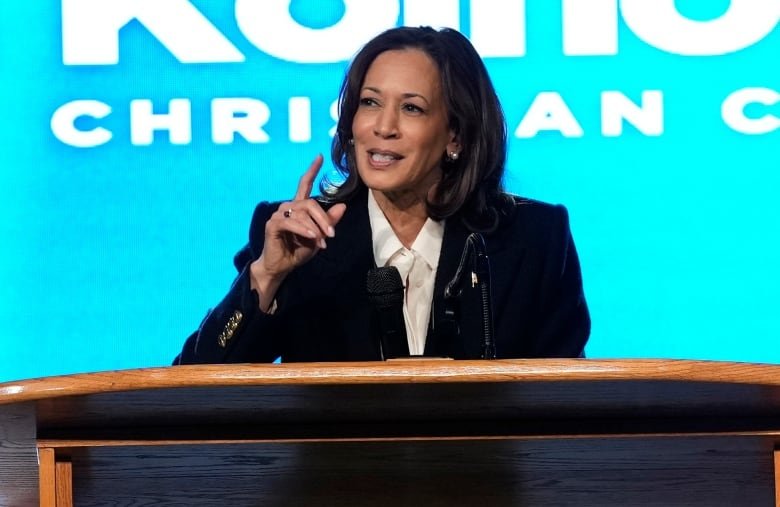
1,1,778,381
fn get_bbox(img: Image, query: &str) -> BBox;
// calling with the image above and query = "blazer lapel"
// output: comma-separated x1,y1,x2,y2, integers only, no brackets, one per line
425,210,526,358
275,190,373,310
426,216,471,356
308,192,374,282
280,191,378,359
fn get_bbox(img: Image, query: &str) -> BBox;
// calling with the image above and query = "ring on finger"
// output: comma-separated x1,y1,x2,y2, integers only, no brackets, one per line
283,208,294,218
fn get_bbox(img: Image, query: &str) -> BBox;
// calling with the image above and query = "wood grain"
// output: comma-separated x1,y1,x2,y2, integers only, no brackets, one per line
0,402,38,507
63,436,775,506
55,461,72,507
26,377,780,439
775,447,779,507
38,448,55,507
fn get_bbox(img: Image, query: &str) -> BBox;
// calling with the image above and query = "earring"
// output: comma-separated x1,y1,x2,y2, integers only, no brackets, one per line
348,138,354,146
448,151,459,161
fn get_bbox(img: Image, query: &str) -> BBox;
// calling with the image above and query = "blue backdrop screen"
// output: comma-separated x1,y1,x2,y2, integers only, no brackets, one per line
1,1,778,381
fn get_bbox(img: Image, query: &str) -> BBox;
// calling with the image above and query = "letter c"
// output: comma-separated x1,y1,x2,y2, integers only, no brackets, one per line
51,100,113,147
722,87,780,135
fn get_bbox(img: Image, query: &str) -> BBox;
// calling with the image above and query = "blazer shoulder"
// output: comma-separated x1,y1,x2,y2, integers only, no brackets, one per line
508,194,567,211
504,194,570,232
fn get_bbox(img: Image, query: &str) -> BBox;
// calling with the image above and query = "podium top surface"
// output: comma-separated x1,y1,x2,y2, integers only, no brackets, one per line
3,358,780,403
2,360,780,433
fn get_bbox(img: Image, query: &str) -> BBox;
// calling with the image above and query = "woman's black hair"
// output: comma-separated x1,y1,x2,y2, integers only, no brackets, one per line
322,26,510,232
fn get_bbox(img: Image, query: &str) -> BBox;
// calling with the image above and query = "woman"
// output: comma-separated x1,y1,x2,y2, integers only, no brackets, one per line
175,26,589,364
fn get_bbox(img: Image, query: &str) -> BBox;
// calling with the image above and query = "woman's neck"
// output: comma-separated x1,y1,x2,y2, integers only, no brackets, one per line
372,188,428,249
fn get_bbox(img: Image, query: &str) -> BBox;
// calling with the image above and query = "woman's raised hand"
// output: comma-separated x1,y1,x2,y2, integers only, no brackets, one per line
250,154,347,310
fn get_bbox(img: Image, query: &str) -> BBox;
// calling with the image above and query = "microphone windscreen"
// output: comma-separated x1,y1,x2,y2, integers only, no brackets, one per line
366,266,404,307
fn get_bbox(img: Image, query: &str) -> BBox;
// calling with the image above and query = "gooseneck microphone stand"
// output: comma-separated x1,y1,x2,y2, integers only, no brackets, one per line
444,233,496,359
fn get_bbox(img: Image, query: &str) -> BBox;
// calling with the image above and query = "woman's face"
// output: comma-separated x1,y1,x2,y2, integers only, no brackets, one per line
351,48,458,200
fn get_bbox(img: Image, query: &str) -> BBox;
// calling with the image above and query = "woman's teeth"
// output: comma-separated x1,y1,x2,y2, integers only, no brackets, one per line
371,153,397,162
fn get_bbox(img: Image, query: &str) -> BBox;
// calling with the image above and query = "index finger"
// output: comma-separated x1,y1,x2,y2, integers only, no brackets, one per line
294,154,324,201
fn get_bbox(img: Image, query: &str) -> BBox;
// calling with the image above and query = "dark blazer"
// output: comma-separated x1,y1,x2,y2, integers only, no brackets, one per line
175,189,590,364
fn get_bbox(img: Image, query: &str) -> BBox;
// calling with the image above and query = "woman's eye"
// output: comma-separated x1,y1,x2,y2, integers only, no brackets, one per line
403,103,424,113
359,97,378,106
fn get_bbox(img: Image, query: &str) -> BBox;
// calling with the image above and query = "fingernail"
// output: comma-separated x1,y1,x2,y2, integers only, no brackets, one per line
327,226,335,238
319,238,327,249
307,229,317,238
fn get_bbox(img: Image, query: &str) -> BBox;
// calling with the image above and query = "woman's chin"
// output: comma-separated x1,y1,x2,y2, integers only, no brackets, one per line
359,172,397,193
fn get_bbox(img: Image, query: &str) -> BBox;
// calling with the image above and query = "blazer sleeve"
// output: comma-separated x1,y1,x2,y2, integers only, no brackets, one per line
530,204,590,357
173,202,285,364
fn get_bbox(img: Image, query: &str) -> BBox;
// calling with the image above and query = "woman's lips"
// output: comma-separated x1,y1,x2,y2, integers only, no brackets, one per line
368,150,403,167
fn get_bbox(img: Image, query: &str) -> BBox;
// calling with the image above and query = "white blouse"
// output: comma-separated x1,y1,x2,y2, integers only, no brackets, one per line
367,190,444,355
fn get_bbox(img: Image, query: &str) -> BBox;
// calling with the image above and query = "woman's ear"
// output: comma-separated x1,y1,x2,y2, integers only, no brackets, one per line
445,137,461,160
441,122,462,162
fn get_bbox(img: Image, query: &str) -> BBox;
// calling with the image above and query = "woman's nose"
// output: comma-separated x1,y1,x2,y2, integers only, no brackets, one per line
373,108,399,138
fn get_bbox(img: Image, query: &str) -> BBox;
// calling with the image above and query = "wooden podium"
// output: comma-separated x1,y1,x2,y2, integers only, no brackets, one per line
2,359,780,506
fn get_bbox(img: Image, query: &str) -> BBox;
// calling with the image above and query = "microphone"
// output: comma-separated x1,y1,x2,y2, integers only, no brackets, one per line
444,233,496,359
366,266,410,360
